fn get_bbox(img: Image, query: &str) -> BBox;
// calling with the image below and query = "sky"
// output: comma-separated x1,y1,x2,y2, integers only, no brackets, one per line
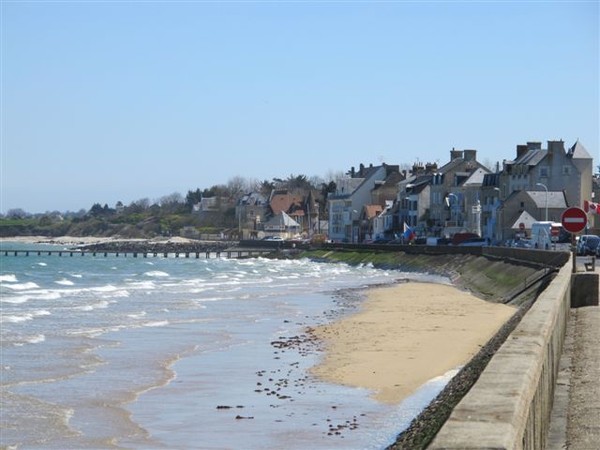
1,1,598,214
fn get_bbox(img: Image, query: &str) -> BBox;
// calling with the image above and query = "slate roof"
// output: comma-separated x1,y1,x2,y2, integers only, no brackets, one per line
510,211,538,230
567,140,593,160
526,191,568,209
509,149,547,166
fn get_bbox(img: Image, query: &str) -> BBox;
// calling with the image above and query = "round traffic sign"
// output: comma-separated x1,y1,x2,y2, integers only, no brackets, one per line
561,207,587,234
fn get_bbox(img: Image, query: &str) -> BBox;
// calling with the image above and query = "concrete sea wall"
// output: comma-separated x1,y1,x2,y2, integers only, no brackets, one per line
429,260,573,449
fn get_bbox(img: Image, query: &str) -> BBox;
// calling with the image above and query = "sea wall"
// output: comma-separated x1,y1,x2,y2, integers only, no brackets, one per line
429,258,573,449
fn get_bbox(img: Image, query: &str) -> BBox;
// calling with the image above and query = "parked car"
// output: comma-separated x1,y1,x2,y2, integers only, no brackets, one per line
457,238,488,247
577,235,600,256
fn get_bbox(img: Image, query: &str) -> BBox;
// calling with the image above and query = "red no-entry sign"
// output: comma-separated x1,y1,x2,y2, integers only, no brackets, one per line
561,207,587,234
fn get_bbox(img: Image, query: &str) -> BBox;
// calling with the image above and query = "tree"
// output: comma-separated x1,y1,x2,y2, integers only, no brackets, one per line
6,208,29,219
185,189,202,210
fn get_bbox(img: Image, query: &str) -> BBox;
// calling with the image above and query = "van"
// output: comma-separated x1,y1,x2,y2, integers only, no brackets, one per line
530,221,562,249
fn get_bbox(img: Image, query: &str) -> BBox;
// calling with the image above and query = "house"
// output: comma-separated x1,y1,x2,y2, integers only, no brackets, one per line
236,192,268,238
397,172,432,235
263,211,301,237
497,190,568,241
500,140,593,210
327,163,399,242
428,149,490,237
359,204,384,241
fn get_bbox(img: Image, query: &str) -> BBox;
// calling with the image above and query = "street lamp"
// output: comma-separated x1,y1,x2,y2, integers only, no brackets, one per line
445,193,458,226
536,183,548,221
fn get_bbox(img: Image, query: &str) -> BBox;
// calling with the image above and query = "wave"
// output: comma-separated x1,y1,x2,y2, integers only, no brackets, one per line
2,310,50,324
55,278,75,286
144,271,170,278
0,274,18,283
73,300,110,311
143,320,169,328
3,282,40,291
19,334,46,345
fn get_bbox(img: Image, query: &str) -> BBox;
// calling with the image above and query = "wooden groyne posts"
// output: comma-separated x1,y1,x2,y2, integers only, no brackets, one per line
2,249,274,259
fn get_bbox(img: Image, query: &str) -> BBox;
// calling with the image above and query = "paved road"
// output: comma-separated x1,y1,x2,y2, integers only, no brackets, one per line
547,264,599,449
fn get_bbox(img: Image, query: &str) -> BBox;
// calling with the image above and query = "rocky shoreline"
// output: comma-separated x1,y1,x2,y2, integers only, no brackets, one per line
1,236,237,254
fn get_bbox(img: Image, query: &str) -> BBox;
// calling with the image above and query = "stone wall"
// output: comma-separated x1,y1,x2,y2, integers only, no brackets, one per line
429,259,573,448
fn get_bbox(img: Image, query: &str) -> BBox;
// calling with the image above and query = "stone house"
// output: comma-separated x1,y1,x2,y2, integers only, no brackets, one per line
428,149,490,236
500,140,593,210
497,190,568,241
327,163,399,242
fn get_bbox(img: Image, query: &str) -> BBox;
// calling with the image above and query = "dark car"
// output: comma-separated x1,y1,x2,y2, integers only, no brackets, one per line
577,235,600,256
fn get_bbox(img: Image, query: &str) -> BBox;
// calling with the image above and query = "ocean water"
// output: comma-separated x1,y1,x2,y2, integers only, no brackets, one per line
1,242,454,449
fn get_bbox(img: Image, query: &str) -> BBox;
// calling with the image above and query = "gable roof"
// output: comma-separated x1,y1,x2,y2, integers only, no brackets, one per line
363,204,383,219
567,140,593,160
264,211,300,228
510,211,538,230
511,149,547,166
462,168,489,186
269,191,304,215
526,191,568,209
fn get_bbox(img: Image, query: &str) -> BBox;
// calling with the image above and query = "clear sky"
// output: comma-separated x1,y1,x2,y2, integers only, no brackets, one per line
1,1,598,214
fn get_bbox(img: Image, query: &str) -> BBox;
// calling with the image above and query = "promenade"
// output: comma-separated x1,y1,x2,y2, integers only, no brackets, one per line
547,264,600,449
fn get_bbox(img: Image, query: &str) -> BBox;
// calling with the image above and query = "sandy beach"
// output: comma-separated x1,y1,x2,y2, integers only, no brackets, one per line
310,282,516,404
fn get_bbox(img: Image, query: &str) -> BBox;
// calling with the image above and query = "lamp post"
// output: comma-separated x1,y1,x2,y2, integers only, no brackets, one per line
536,183,548,221
445,193,458,227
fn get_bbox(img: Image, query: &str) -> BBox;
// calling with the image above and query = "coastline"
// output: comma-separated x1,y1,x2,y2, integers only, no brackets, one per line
0,235,198,246
309,282,516,404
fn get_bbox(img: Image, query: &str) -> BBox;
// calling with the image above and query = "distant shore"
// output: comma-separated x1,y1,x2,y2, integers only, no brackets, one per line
0,235,201,245
310,282,516,404
0,236,234,254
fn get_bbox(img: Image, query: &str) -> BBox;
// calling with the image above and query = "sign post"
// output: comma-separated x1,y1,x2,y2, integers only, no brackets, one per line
561,207,588,273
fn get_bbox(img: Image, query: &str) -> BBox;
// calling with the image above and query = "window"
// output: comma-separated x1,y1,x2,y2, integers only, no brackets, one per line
539,166,549,178
562,166,571,175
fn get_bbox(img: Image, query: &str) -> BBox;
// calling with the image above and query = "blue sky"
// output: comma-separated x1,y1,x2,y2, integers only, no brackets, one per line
1,1,598,214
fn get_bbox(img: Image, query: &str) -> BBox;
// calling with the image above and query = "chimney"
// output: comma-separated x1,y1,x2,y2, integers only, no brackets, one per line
359,163,365,176
527,141,542,151
425,162,438,173
351,166,355,177
450,148,463,160
516,144,528,159
463,149,477,161
547,140,565,155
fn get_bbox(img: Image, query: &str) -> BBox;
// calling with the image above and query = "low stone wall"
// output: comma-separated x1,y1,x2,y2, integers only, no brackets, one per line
322,243,570,269
429,259,573,449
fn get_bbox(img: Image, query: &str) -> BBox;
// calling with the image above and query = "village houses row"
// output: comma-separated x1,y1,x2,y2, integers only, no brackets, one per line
228,139,597,244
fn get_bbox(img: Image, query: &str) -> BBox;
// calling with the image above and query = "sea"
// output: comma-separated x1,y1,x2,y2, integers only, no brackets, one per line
1,241,454,450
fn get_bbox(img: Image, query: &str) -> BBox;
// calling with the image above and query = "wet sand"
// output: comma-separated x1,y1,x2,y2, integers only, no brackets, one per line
310,282,516,404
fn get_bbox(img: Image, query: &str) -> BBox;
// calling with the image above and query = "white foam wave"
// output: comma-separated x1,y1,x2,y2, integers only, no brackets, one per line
91,285,118,293
69,273,83,278
104,290,130,298
0,274,18,283
2,314,33,323
3,282,40,291
37,262,47,266
126,281,157,290
144,320,169,328
144,270,170,278
55,278,75,286
73,300,109,311
24,334,46,344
